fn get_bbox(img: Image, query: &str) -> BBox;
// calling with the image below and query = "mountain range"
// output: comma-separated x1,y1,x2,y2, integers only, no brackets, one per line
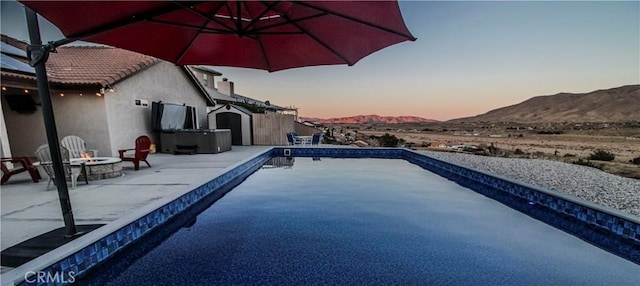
301,85,639,124
451,85,640,123
299,114,437,124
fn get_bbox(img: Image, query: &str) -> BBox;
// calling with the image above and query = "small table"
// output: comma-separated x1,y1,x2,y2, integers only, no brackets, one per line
296,136,312,145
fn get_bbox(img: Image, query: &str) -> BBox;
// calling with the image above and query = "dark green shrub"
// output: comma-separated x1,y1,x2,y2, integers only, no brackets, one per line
514,148,526,155
378,133,400,147
572,158,604,170
587,150,615,161
630,156,640,165
537,130,564,135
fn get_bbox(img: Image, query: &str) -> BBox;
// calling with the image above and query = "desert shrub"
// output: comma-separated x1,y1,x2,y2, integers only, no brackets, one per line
563,153,576,157
488,143,499,155
572,159,603,170
630,156,640,165
378,133,400,147
514,148,526,155
587,149,615,161
537,130,564,135
531,151,547,158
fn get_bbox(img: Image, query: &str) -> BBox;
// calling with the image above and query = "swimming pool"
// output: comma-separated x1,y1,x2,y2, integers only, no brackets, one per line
80,157,638,285
8,148,639,285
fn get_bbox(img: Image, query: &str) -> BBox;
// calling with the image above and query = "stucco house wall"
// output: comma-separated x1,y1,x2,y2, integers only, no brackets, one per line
53,92,111,157
1,91,111,158
104,62,209,156
2,92,47,157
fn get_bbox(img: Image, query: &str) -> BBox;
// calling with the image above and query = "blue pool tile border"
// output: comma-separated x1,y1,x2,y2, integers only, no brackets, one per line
16,150,273,286
398,149,639,264
12,147,640,285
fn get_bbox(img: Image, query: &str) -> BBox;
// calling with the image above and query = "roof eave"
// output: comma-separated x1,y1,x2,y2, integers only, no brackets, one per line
179,66,216,106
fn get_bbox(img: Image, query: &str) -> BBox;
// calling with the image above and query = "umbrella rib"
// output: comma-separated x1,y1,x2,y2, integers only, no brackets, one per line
255,35,273,71
248,12,327,34
295,1,417,41
174,1,237,33
235,1,243,34
173,11,217,64
53,1,206,47
147,19,236,34
242,1,280,32
145,19,305,35
277,11,352,65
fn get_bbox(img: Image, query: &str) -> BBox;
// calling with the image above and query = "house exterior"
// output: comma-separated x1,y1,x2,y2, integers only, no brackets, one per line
1,35,214,158
189,66,295,114
189,66,308,145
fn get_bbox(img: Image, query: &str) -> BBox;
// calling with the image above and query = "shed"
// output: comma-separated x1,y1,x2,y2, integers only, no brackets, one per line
208,104,252,146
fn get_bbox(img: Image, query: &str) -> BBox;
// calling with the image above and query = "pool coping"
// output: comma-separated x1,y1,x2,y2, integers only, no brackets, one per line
2,147,638,285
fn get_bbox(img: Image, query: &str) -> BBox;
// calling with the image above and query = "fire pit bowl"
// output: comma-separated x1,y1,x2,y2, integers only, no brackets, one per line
70,157,122,181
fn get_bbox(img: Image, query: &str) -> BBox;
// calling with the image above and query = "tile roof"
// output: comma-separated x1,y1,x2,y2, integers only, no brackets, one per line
1,35,159,87
46,46,159,86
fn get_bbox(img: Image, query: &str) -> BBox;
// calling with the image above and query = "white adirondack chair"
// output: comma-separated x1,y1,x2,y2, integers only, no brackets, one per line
61,135,98,159
34,144,84,190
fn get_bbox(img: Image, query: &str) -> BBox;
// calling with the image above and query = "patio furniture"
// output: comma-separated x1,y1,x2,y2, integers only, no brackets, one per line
1,157,41,184
311,133,323,145
118,135,152,170
34,145,87,190
296,135,313,145
61,135,98,159
286,133,302,146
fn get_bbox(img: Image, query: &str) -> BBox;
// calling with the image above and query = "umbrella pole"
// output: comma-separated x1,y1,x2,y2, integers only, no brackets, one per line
25,8,78,237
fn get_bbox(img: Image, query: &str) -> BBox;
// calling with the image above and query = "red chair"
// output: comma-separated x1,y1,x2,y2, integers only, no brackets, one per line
118,135,152,171
1,157,41,184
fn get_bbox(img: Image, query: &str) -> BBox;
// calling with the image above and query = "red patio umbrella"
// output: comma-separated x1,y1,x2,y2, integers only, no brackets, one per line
22,1,416,72
18,0,415,236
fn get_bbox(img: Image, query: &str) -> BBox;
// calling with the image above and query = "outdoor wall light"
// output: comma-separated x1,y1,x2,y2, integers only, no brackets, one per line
1,86,6,91
24,89,29,93
60,93,64,97
99,85,116,96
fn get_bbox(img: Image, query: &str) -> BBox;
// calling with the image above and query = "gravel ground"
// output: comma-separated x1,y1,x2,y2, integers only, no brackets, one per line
419,151,640,218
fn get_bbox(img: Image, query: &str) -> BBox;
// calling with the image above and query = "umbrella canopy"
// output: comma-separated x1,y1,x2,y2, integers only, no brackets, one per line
17,0,415,237
20,1,415,71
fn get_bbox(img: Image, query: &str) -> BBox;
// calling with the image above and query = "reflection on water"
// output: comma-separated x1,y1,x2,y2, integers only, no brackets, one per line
262,157,321,169
262,157,295,169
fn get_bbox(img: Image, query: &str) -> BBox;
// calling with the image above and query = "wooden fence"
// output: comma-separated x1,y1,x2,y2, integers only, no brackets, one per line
252,113,295,145
294,121,322,136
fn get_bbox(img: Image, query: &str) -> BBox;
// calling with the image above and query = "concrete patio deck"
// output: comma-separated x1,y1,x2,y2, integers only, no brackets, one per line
0,146,272,273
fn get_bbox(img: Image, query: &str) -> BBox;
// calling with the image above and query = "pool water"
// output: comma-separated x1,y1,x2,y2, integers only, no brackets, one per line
91,158,639,285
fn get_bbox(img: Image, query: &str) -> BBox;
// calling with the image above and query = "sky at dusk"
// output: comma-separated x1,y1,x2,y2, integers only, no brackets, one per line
1,1,638,121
